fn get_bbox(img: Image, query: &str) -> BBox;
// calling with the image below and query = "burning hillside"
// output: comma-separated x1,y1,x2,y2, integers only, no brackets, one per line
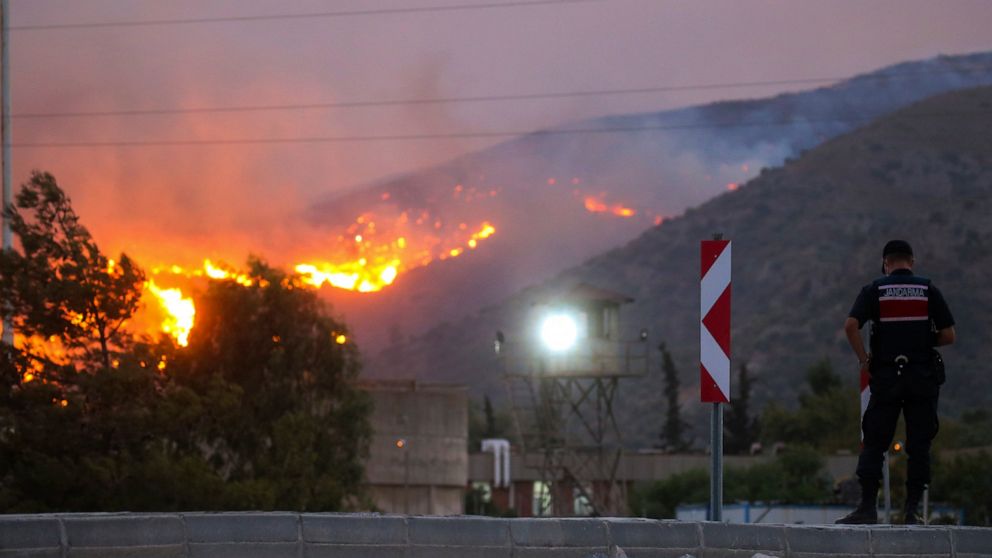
132,210,500,345
127,171,653,348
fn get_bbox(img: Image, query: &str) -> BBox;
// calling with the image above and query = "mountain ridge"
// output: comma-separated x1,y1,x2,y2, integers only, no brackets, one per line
310,51,992,367
384,85,992,445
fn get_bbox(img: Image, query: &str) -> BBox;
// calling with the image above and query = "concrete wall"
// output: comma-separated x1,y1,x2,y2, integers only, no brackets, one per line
469,452,860,484
363,381,468,515
3,513,991,557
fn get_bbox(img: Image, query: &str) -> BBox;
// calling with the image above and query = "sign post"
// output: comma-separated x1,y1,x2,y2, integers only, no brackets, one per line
701,236,731,521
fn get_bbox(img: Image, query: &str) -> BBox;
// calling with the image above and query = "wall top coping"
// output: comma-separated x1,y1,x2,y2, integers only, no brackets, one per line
1,513,989,557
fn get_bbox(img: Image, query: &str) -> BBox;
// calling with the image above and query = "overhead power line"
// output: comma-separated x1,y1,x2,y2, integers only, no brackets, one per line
11,0,599,31
12,66,992,120
15,77,848,119
11,109,990,149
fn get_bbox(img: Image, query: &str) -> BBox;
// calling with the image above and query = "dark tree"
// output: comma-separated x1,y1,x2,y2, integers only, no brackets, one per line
468,396,515,451
0,171,144,371
0,173,372,512
725,360,759,454
172,258,373,510
658,343,689,451
933,450,992,526
759,358,860,454
806,358,842,396
483,395,497,439
0,173,170,511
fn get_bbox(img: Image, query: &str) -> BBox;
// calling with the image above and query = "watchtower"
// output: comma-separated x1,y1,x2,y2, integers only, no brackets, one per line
498,283,648,516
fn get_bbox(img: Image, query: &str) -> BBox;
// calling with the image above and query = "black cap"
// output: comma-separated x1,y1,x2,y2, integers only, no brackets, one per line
883,240,913,258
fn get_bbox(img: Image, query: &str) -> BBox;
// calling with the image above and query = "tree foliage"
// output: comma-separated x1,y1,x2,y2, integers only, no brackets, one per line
725,361,760,454
468,396,515,451
0,171,144,371
658,343,690,451
759,359,861,454
936,408,992,450
0,172,371,512
172,260,372,510
932,450,992,526
634,352,992,524
630,446,832,518
630,468,708,519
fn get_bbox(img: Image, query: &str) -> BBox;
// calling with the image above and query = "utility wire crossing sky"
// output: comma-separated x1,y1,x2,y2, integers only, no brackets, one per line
4,0,992,271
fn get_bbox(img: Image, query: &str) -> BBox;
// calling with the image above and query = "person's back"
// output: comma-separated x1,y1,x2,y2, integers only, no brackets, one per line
836,240,955,525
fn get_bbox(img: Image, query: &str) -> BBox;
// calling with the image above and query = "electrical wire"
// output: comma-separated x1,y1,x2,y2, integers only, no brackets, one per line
11,109,990,149
12,66,992,120
10,0,600,31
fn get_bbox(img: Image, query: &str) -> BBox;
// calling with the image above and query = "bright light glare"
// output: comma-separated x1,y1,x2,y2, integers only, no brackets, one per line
540,314,578,352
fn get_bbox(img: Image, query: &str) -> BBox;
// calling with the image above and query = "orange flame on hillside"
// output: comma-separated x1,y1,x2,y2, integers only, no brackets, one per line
295,219,496,292
12,333,69,381
133,213,498,346
583,195,636,218
145,281,195,347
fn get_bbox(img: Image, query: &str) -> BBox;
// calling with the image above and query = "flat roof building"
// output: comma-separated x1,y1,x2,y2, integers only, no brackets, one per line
361,380,468,515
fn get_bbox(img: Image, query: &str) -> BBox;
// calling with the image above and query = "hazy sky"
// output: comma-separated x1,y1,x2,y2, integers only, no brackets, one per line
7,0,992,265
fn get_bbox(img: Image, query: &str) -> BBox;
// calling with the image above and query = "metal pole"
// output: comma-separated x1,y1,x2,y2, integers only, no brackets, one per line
404,444,410,515
882,452,891,523
923,486,929,526
708,232,725,522
710,402,723,521
1,0,13,346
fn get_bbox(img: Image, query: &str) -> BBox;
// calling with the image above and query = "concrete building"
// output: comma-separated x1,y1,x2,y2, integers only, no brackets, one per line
359,378,879,519
362,380,468,515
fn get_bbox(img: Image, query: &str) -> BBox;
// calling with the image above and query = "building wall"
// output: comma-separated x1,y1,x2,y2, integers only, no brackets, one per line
370,485,465,516
362,380,468,515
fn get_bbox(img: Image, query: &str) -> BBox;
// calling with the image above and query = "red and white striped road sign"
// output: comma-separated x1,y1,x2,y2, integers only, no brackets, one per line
700,240,731,403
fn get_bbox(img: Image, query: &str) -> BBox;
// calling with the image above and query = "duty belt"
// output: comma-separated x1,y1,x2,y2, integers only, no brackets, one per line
890,355,909,377
876,353,928,364
872,354,919,377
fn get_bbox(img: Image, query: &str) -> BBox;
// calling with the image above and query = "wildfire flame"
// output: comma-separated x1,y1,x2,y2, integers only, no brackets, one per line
295,220,496,291
12,333,69,381
135,213,498,347
145,280,195,347
203,259,254,287
583,195,636,218
295,259,400,293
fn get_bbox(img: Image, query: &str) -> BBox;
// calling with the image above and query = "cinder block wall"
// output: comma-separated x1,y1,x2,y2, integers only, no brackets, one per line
1,513,990,557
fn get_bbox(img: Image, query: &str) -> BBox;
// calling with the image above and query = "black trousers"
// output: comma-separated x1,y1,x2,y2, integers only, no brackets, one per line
856,361,940,494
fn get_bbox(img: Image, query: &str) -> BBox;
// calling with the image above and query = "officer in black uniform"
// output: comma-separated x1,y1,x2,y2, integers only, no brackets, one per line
836,240,955,525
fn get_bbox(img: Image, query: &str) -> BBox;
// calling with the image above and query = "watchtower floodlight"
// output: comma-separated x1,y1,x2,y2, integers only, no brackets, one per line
539,313,578,352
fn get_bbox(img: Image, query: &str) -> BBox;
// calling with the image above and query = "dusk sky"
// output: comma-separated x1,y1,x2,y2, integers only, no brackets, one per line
8,0,992,267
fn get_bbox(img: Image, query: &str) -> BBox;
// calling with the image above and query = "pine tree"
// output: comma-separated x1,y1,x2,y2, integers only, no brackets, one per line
0,172,166,511
483,395,497,439
725,360,759,454
0,171,144,372
659,343,689,451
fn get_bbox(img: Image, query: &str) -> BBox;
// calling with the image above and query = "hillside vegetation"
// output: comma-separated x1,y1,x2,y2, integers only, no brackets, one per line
317,52,992,355
392,86,992,445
